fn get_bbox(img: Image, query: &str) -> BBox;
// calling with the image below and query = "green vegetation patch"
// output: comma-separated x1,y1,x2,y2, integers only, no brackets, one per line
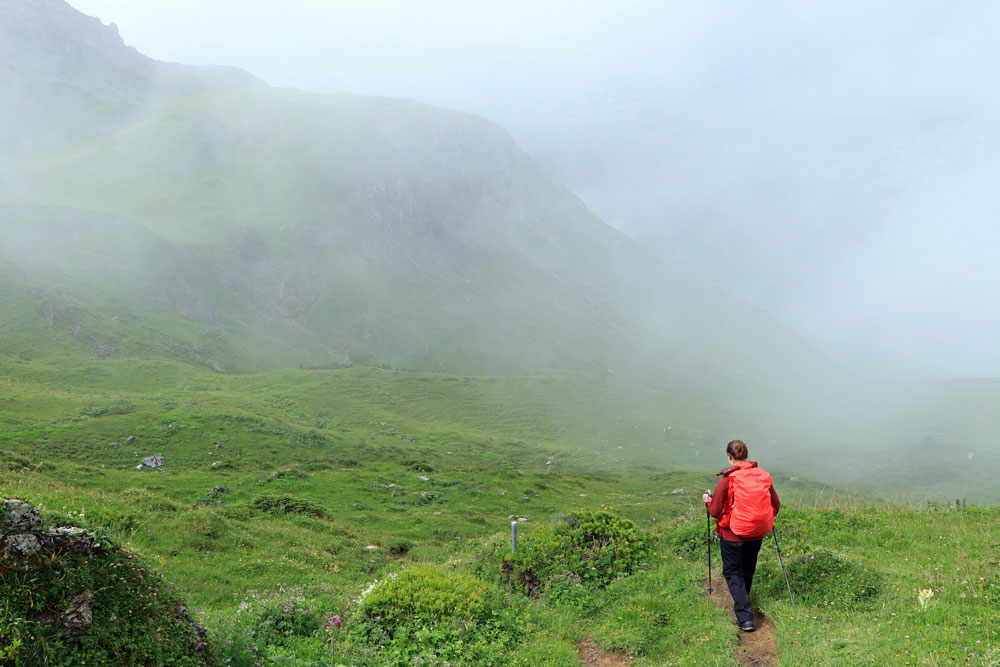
353,565,523,664
250,494,328,519
0,512,208,665
502,510,653,596
757,547,881,608
0,450,32,471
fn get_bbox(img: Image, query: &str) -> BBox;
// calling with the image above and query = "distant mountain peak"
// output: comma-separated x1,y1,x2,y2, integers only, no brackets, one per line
1,0,145,77
0,0,261,152
1,0,260,90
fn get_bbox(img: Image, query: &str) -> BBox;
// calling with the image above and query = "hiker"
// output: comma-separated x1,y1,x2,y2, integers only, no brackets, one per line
703,439,780,632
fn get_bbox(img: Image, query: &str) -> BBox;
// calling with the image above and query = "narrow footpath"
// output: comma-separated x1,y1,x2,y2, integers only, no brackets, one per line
705,578,778,666
576,575,781,666
577,637,632,666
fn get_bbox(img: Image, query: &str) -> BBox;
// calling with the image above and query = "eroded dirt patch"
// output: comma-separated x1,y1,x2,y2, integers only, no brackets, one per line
705,577,778,666
577,637,632,666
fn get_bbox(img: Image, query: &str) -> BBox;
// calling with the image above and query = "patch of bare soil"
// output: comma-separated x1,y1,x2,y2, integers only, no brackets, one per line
705,577,779,667
577,637,633,666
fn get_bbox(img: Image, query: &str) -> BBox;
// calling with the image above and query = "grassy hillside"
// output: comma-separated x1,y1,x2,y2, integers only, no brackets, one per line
1,331,995,664
0,358,751,475
2,389,996,665
0,247,330,375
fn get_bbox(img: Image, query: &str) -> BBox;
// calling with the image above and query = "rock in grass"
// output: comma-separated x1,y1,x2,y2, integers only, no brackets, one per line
4,532,41,558
141,453,164,468
1,499,45,532
62,590,94,637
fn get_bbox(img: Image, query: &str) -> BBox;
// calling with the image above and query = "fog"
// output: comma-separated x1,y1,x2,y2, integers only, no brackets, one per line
65,0,1000,379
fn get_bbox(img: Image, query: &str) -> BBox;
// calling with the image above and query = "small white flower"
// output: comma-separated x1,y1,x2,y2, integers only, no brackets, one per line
356,573,397,606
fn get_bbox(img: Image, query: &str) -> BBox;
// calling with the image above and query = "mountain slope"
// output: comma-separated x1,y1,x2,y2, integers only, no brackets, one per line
0,0,848,407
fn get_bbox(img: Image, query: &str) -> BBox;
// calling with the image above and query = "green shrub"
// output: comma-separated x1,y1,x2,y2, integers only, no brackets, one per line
353,565,522,664
179,508,230,550
252,597,321,647
213,584,339,666
668,512,711,557
502,511,652,595
387,539,412,556
250,495,327,519
266,467,306,482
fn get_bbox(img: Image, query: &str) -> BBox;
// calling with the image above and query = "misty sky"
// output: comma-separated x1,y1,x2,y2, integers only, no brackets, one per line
67,0,1000,378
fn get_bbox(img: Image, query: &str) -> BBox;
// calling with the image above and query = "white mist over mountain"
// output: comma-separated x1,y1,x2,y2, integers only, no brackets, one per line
64,0,1000,378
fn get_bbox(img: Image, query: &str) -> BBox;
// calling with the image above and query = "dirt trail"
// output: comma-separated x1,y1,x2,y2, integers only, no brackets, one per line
577,637,632,666
705,578,779,666
576,577,778,667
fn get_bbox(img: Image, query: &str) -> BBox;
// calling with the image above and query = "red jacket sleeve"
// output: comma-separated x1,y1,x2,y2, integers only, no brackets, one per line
705,476,729,519
770,485,780,515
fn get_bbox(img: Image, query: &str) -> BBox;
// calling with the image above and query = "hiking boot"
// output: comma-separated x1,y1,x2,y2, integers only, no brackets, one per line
739,621,755,632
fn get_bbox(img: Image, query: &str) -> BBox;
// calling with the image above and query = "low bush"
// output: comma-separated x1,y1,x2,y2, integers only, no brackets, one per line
668,511,710,557
502,510,652,595
250,495,327,519
251,596,322,648
213,583,340,666
265,467,306,483
180,509,231,551
387,539,412,556
352,565,522,664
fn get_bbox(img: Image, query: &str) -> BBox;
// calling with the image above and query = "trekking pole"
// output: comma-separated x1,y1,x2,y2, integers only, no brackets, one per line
772,524,794,604
706,507,713,594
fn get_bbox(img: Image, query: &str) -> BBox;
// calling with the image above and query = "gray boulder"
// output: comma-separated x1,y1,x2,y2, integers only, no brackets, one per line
62,590,94,636
3,533,41,558
1,499,45,532
140,453,163,468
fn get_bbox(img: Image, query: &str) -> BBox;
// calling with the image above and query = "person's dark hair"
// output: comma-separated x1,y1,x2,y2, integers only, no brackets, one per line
726,439,749,461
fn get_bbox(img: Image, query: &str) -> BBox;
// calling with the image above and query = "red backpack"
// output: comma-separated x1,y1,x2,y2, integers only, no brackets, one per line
717,461,775,538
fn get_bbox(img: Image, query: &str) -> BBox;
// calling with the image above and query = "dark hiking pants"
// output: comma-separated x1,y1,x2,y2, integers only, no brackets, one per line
720,536,763,625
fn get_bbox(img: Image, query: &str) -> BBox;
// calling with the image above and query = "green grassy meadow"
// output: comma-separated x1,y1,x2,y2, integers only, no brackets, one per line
1,359,998,665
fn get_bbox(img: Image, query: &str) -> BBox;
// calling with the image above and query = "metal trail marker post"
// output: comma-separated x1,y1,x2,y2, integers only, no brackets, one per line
511,520,518,553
